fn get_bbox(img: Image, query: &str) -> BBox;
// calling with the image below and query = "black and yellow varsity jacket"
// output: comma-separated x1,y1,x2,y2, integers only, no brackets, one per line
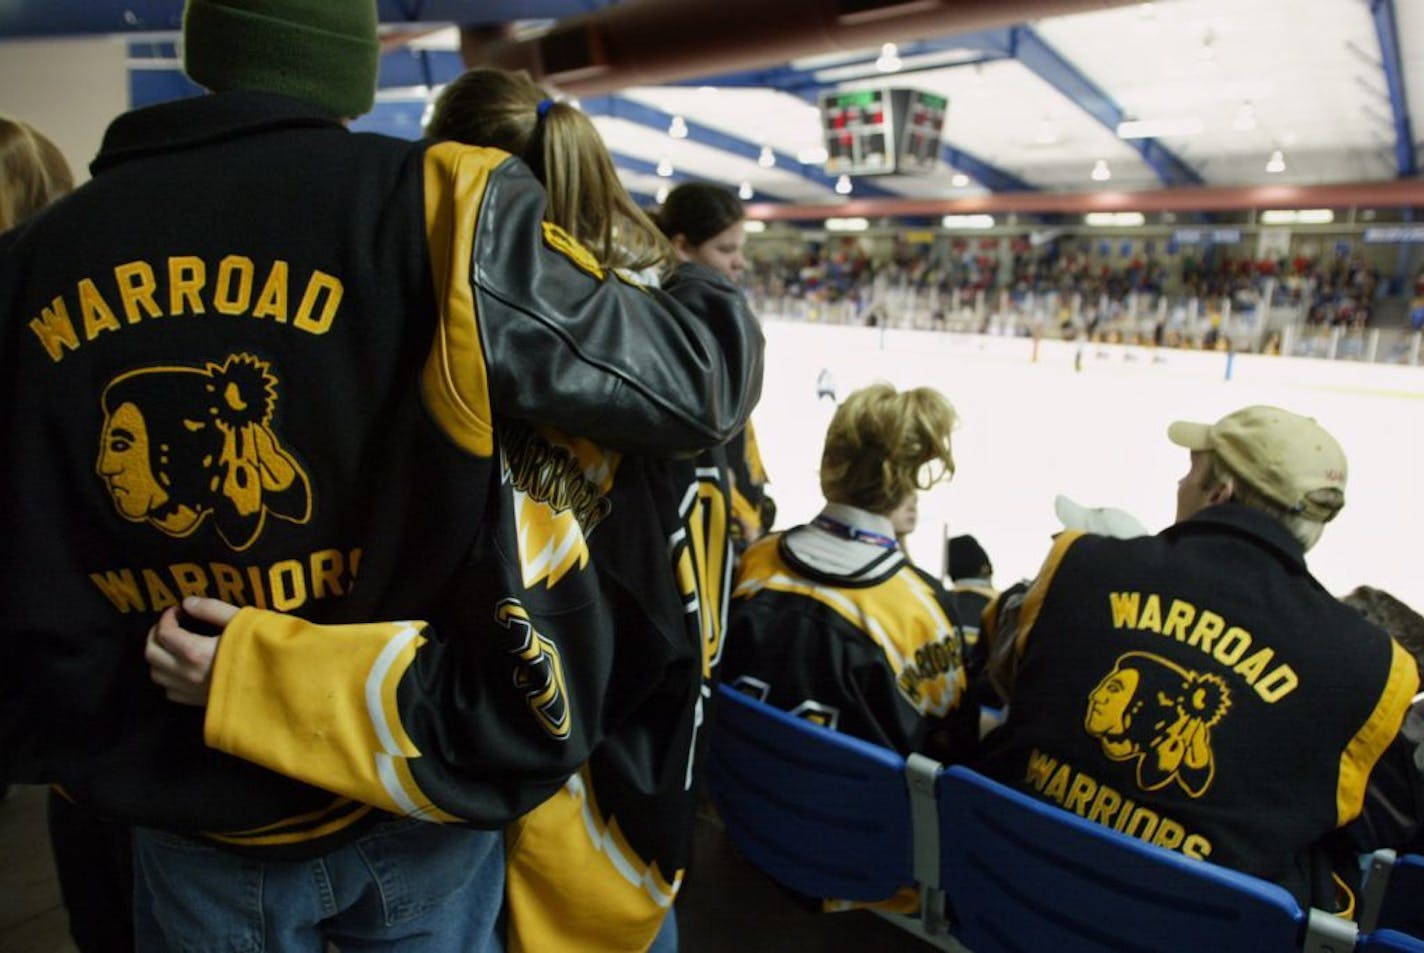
720,504,978,761
978,504,1418,909
0,90,761,875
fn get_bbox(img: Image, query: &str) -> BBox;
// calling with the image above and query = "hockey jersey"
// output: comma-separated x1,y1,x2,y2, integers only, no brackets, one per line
721,505,978,761
0,91,762,864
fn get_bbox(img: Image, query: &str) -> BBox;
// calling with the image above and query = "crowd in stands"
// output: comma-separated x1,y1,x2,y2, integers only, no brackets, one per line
744,236,1402,354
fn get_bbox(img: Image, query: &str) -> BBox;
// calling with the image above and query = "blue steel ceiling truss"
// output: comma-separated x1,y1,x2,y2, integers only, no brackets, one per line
1004,25,1202,188
1369,0,1418,177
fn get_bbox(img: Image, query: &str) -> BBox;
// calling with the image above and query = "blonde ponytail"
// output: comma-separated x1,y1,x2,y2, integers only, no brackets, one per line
426,69,670,273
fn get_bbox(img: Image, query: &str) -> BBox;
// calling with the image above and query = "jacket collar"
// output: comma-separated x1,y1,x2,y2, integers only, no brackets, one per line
1165,502,1309,573
92,91,345,176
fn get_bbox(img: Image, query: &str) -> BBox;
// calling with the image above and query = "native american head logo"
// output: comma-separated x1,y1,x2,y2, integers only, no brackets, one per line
95,354,311,551
1084,651,1231,798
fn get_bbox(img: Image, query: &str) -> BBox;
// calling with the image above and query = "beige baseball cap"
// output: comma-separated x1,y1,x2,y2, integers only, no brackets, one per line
1167,405,1347,521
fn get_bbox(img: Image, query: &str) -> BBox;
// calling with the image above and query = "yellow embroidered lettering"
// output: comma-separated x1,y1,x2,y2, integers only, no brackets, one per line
310,549,345,599
168,256,207,315
114,261,161,324
1151,817,1186,851
78,278,121,341
1122,806,1159,840
1064,773,1097,815
1044,763,1072,803
210,562,246,604
1233,647,1274,685
1108,591,1140,628
1187,609,1224,652
253,260,289,321
293,270,341,334
1183,834,1212,859
89,569,145,612
268,559,307,611
1086,782,1123,825
142,568,179,612
1256,665,1299,703
1137,594,1163,633
245,564,268,609
1025,749,1058,791
29,296,80,362
213,255,254,315
169,563,210,599
1162,599,1196,640
1213,626,1251,666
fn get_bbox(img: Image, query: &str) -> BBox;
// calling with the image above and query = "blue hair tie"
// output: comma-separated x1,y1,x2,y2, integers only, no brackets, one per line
536,98,556,120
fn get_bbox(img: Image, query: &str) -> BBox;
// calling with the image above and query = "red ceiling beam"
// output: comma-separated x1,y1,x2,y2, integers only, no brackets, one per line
460,0,1139,95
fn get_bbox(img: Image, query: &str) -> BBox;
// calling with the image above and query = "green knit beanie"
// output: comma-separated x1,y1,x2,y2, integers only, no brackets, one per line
183,0,380,119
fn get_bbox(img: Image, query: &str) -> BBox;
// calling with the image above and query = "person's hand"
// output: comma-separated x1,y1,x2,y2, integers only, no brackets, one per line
145,597,240,706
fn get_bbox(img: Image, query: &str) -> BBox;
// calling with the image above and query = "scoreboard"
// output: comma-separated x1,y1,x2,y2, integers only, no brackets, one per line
820,88,948,176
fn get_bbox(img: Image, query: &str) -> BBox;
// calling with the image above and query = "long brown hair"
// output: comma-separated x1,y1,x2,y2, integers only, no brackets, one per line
425,69,670,273
0,116,74,231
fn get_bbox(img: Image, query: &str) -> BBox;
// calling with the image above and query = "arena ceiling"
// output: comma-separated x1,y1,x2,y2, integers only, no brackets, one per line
2,0,1420,209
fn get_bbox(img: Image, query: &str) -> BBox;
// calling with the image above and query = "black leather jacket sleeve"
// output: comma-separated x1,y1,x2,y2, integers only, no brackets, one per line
469,157,764,455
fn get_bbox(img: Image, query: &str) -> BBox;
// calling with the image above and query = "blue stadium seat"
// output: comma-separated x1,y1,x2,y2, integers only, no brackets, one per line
1360,850,1424,938
1360,930,1424,953
705,682,948,942
937,765,1358,953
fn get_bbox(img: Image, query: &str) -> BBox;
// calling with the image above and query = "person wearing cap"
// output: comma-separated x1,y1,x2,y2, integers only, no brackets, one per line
977,405,1418,913
0,1,761,950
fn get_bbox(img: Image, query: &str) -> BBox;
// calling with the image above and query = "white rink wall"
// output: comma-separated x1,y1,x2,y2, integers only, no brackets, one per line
752,319,1424,610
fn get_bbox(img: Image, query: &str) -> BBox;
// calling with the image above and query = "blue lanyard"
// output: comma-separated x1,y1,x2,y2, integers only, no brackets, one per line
812,515,899,550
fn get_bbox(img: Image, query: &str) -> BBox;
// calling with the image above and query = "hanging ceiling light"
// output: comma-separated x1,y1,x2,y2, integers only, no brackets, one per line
655,184,670,204
668,115,688,139
1090,159,1111,181
757,145,776,168
656,157,674,177
738,181,754,200
1265,149,1286,173
835,174,853,195
950,172,970,187
875,42,902,73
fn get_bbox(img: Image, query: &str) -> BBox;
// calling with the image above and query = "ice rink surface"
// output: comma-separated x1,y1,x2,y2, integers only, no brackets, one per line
751,320,1424,610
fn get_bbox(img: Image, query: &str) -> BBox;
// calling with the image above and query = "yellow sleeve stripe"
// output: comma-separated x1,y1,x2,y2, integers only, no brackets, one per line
421,142,500,458
206,607,458,822
1014,530,1083,659
1336,637,1420,825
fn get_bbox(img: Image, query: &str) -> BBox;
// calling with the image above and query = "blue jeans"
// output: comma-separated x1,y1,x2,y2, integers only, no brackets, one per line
131,819,504,953
648,908,678,953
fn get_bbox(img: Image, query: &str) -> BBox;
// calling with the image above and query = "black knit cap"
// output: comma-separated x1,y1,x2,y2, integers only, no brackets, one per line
947,534,991,581
182,0,380,119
